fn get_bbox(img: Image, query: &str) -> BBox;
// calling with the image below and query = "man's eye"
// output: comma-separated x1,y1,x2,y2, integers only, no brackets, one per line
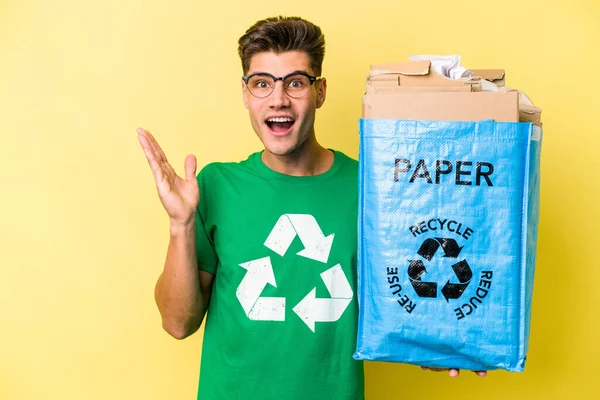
256,81,269,88
288,80,305,88
250,79,271,89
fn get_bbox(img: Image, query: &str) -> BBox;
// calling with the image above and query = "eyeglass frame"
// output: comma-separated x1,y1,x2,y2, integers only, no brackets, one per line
241,70,321,98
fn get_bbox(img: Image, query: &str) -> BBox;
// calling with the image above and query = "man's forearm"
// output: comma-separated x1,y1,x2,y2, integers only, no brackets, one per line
155,221,206,339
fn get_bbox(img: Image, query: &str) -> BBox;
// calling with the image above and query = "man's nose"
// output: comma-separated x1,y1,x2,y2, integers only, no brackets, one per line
269,81,291,108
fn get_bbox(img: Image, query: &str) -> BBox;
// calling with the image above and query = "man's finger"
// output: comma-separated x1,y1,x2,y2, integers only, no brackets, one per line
448,369,460,378
137,129,165,183
143,128,168,163
184,154,197,182
151,134,169,163
137,132,158,167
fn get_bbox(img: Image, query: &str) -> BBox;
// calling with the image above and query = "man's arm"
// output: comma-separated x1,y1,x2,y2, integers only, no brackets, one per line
154,222,215,339
137,127,214,339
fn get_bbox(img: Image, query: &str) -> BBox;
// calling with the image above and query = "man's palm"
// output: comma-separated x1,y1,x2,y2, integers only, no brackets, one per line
137,128,199,225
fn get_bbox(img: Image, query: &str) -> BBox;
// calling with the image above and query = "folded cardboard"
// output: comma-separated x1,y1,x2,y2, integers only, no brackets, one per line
362,60,541,125
368,60,482,92
470,69,506,87
363,91,519,121
363,60,519,122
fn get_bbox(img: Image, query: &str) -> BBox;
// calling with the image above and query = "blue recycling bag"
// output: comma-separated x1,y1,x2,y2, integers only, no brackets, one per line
353,119,542,372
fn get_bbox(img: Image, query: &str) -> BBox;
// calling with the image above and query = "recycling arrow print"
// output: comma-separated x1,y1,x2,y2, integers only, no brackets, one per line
407,259,437,298
441,259,473,302
417,238,463,261
236,257,285,321
263,214,334,263
292,264,353,332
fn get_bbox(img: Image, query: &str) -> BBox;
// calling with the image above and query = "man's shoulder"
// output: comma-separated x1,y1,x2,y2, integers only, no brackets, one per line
331,150,358,176
333,150,357,165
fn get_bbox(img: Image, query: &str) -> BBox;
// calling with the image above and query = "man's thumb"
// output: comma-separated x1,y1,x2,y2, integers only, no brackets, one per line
184,154,197,181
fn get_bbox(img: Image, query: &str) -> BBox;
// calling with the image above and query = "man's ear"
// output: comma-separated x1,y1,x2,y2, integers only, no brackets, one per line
241,81,249,109
316,78,327,109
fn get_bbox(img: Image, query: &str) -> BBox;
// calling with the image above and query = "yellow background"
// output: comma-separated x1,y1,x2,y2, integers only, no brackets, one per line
1,0,598,399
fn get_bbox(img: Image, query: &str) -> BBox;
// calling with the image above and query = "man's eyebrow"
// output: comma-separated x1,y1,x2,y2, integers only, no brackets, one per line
283,70,310,76
248,70,310,76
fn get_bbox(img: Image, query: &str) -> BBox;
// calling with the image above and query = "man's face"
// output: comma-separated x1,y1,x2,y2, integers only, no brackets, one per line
242,51,326,157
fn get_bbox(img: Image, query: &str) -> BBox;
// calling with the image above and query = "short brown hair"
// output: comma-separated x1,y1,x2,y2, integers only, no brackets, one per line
238,16,325,76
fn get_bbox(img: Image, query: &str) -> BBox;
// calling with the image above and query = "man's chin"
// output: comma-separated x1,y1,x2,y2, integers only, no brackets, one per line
259,131,313,158
261,137,298,157
263,146,298,157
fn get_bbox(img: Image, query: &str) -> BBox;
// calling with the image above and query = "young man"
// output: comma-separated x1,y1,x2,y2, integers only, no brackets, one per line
138,16,363,399
137,16,484,400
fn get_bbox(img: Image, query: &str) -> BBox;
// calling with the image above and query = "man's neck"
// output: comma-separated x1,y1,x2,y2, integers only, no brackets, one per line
261,140,334,177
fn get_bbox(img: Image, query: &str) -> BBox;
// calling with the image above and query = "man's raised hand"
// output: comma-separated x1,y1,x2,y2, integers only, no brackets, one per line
137,128,199,227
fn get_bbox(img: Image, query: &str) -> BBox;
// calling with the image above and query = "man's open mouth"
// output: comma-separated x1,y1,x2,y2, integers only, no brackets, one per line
266,117,295,133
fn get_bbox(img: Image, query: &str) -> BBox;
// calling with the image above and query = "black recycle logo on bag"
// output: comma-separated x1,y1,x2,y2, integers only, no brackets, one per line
408,238,473,301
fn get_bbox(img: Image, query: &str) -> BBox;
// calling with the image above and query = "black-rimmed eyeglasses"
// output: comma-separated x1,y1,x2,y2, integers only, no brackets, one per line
242,71,320,99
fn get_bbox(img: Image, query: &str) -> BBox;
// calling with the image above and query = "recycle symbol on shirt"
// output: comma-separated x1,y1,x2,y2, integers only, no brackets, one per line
235,214,353,332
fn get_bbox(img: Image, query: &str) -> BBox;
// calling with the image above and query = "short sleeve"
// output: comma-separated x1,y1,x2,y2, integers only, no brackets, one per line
195,166,218,274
